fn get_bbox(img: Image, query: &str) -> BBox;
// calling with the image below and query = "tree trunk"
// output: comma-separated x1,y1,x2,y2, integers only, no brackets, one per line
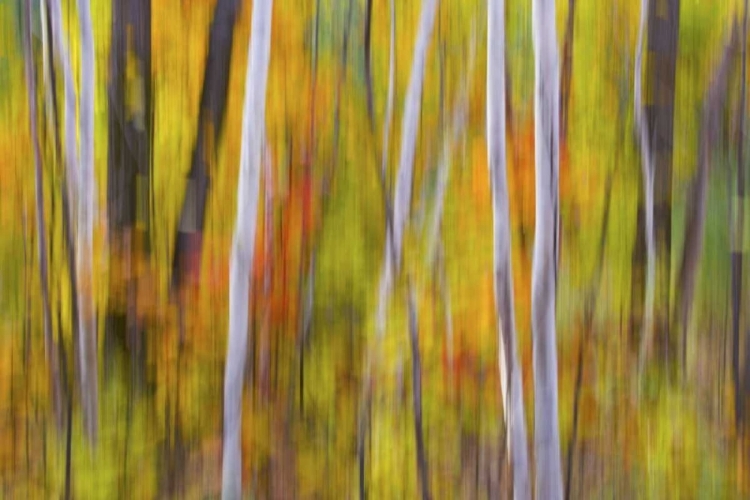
221,0,273,497
635,0,656,383
23,0,63,433
649,0,680,368
75,0,99,446
531,0,564,497
737,0,749,430
171,0,240,295
673,26,738,380
364,0,375,128
407,283,431,500
358,0,438,496
487,0,530,497
559,0,576,141
106,0,153,390
49,0,99,444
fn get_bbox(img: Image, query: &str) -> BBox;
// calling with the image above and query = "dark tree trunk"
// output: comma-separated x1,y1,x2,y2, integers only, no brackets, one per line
364,0,374,128
631,0,680,367
106,0,153,391
170,0,239,295
560,0,576,141
407,283,431,500
673,26,738,381
737,0,749,431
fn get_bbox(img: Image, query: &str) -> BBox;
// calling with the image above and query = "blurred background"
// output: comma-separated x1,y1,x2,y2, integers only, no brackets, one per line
0,0,749,497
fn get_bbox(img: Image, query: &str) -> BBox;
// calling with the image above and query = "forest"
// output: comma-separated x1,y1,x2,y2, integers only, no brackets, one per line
1,0,749,497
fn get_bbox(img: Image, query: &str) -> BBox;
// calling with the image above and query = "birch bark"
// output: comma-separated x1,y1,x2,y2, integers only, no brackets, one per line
24,0,63,433
359,1,438,496
531,0,563,496
221,0,273,497
76,0,99,445
487,1,530,497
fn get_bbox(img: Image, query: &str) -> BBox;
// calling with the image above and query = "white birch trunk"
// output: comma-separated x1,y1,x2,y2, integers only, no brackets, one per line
390,0,438,271
635,0,656,379
360,1,438,493
48,0,79,210
221,0,273,497
375,0,437,339
76,0,99,444
487,1,530,497
426,29,474,267
531,0,564,497
25,0,63,433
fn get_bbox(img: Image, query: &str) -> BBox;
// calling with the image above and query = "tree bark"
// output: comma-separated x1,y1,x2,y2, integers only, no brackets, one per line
737,0,749,430
487,0,530,497
407,283,431,500
49,0,99,444
673,26,737,380
106,0,153,390
559,0,576,141
364,0,375,128
171,0,240,294
632,0,680,367
531,0,564,497
358,0,438,496
23,0,63,433
221,0,273,497
565,174,613,499
76,0,99,446
635,0,656,382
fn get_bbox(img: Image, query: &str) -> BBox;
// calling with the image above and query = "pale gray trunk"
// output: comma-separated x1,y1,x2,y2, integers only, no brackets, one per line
24,0,63,433
360,1,438,495
487,0,530,497
48,0,79,211
221,0,273,497
426,30,474,267
635,0,656,379
531,0,563,497
76,0,99,444
376,0,437,340
49,0,99,443
390,0,438,268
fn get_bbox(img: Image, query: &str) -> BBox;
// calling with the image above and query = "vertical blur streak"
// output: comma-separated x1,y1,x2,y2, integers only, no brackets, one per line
487,0,530,497
221,0,274,497
635,0,656,385
76,0,99,446
48,0,79,207
673,25,738,382
648,0,680,369
531,0,563,496
23,0,63,433
364,0,375,129
732,0,750,431
171,0,239,296
105,0,153,391
565,174,613,499
407,282,431,500
559,0,576,142
358,0,438,496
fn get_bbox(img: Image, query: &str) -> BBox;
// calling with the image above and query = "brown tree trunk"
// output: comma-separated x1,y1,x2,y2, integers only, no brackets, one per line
171,0,240,295
106,0,153,390
631,0,680,368
560,0,576,141
407,283,431,500
673,26,738,381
